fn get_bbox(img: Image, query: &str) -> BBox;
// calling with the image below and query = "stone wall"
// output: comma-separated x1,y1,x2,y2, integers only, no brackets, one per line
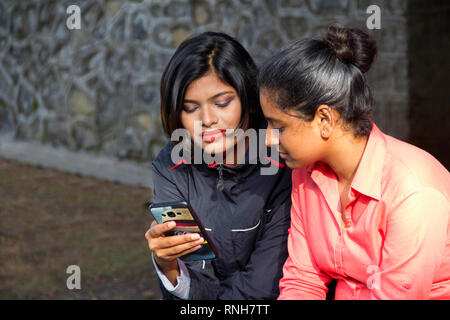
0,0,410,165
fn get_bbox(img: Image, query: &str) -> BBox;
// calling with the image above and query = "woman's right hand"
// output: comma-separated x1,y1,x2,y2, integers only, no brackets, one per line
145,221,204,285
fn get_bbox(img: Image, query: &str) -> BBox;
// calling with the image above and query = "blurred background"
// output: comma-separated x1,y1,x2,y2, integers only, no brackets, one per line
0,0,448,299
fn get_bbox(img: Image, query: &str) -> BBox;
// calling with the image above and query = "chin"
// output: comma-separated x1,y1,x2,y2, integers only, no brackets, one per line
284,158,306,170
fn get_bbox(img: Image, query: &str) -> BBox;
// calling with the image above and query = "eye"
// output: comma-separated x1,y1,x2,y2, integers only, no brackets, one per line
215,97,233,108
182,105,198,113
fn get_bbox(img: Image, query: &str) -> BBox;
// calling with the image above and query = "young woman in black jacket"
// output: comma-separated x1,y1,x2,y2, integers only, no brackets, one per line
145,32,292,300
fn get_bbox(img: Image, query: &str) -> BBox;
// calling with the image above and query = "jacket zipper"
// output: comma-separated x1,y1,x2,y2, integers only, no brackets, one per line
216,164,224,191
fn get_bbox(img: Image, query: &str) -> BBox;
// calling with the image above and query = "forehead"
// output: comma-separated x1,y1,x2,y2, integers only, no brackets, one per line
185,72,236,99
259,89,288,120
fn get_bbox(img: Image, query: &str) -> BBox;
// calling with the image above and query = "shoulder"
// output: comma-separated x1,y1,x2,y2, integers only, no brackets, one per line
152,142,175,170
259,158,292,193
268,165,293,205
291,167,311,190
152,142,190,181
382,134,450,203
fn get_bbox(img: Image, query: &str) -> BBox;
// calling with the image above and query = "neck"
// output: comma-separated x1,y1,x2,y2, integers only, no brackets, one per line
323,130,368,185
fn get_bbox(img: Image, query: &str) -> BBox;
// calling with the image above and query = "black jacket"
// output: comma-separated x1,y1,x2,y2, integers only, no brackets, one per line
151,140,292,300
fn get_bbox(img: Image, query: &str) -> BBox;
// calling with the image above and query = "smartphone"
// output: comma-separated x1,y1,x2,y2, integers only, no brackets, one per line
149,201,218,261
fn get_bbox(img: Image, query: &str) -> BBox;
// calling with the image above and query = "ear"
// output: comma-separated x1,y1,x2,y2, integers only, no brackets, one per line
314,105,336,140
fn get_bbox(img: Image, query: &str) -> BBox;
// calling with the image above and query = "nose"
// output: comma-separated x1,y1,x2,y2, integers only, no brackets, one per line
201,105,218,127
266,126,279,148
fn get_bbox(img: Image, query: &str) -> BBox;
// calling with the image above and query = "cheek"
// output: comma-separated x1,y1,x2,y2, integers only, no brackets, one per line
221,102,242,128
181,113,195,133
281,128,313,157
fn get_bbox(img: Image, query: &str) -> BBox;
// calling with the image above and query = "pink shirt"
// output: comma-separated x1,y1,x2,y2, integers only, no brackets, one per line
279,123,450,300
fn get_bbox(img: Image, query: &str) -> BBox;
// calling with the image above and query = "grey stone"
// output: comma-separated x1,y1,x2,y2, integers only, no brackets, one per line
69,89,96,116
118,127,143,159
164,1,190,18
70,120,99,150
255,29,284,57
307,0,349,14
153,23,175,48
192,0,212,25
0,3,7,31
17,84,35,116
133,13,148,40
0,106,14,133
148,52,171,72
280,16,309,40
236,16,254,49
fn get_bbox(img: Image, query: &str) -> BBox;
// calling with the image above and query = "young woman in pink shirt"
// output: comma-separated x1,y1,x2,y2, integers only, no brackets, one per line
257,25,450,300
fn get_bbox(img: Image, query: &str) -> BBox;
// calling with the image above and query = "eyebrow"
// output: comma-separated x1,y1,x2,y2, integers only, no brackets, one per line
184,91,234,104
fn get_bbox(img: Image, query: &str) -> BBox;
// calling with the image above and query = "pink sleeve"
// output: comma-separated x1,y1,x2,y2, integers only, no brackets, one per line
359,187,449,300
278,189,331,300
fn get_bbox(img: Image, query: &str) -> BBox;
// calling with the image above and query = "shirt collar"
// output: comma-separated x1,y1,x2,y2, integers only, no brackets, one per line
307,123,386,201
349,123,386,200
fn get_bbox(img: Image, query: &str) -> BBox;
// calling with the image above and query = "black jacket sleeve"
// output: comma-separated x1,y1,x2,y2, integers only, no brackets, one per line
151,147,190,300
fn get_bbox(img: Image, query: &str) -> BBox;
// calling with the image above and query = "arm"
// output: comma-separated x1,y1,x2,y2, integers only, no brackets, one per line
150,156,222,300
358,187,449,300
278,188,332,300
146,219,203,300
149,157,192,300
152,254,191,300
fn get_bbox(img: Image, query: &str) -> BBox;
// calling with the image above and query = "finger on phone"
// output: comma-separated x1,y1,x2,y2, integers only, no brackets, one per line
149,221,176,238
174,244,203,259
159,234,204,249
164,243,203,260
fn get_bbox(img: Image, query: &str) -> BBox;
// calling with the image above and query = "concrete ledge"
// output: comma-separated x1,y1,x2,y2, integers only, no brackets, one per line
0,136,153,189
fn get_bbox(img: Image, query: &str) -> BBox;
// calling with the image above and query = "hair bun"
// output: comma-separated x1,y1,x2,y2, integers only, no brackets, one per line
324,25,377,73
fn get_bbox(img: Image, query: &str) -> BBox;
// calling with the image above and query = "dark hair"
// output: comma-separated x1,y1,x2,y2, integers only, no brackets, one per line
160,32,263,137
258,25,378,137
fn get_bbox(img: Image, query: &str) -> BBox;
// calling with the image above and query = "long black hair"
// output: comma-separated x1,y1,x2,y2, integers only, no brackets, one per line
160,32,263,137
258,25,378,137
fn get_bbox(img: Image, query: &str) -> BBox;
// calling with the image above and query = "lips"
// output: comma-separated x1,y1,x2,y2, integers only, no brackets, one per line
201,129,225,142
279,152,288,159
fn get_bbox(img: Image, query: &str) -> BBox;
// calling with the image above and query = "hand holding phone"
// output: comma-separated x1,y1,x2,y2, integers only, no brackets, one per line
145,219,205,286
148,201,218,261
